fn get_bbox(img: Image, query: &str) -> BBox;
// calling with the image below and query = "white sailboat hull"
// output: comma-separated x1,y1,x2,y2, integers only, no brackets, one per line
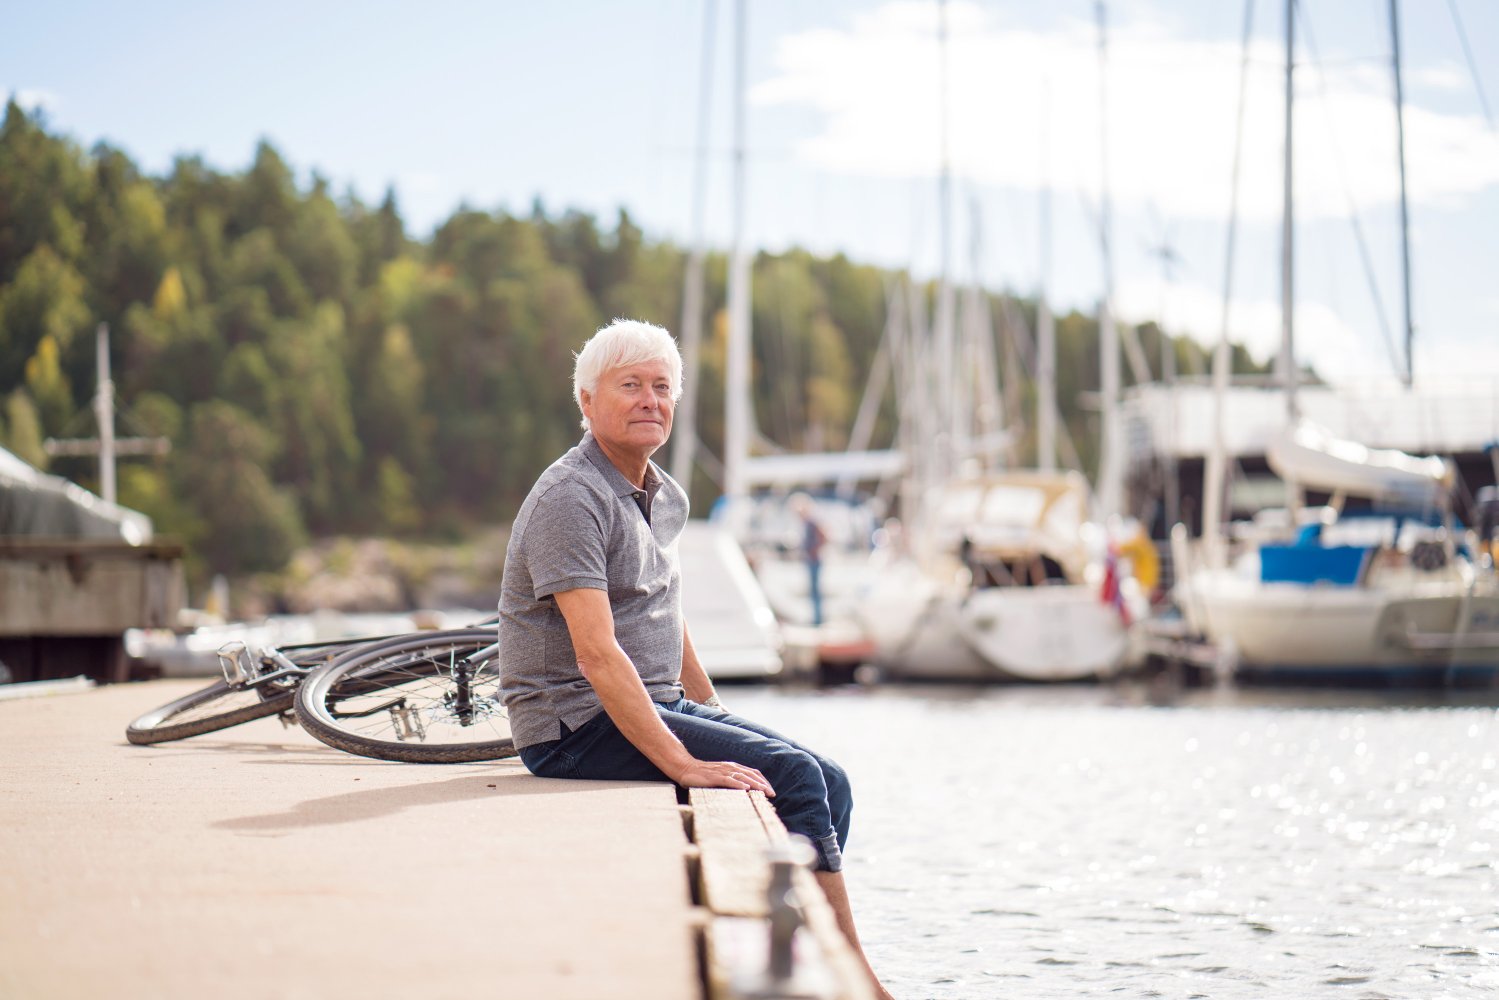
855,563,989,678
1185,569,1499,672
958,586,1131,681
871,592,997,679
858,563,1131,681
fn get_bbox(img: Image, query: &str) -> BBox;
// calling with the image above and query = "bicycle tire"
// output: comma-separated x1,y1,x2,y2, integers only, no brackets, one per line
295,628,516,764
126,680,295,745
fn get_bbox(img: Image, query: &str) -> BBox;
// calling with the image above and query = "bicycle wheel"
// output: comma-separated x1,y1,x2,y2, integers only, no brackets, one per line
125,638,355,745
295,628,515,763
126,680,295,745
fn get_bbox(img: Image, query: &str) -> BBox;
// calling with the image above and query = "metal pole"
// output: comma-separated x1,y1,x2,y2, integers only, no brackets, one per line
724,0,751,500
1099,299,1121,519
671,0,718,489
1096,1,1122,519
1204,0,1257,570
1038,79,1057,473
936,0,956,480
1280,0,1298,419
94,323,116,505
1389,0,1415,387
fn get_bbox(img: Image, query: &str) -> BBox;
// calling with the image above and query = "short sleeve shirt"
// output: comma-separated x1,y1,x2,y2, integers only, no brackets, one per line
498,432,689,748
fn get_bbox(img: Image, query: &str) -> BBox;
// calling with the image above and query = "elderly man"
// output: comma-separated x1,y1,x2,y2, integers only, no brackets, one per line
499,319,894,1000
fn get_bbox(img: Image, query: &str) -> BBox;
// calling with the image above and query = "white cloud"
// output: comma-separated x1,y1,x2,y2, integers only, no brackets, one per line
754,2,1499,222
1112,273,1414,385
1408,63,1466,92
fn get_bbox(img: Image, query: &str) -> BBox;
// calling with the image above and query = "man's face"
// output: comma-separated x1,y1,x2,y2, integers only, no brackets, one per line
581,359,675,458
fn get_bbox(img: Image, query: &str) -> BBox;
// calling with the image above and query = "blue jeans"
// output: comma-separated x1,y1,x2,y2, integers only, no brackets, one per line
519,698,851,872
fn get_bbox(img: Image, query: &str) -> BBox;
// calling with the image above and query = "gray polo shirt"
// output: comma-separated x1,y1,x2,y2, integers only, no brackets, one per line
498,432,689,749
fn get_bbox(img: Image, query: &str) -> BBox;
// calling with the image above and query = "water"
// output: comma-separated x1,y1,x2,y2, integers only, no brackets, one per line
724,682,1499,999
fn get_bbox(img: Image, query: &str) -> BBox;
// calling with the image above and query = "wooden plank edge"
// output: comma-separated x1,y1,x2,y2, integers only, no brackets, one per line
689,788,876,1000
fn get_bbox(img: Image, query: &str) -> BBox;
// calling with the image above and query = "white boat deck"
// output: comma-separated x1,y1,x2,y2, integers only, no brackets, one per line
676,520,783,680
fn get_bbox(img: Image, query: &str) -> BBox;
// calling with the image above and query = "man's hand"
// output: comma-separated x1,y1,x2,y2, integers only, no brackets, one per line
675,759,775,796
556,588,772,796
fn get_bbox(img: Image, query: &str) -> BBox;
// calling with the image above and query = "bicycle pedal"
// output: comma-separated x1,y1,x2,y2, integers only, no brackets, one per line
277,712,299,729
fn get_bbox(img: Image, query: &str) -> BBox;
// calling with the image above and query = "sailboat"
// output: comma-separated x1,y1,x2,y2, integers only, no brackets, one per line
857,466,1149,681
1173,0,1499,678
1177,420,1499,674
853,2,1152,683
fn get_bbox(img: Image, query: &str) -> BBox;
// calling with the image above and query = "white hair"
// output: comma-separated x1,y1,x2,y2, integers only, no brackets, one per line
573,319,683,429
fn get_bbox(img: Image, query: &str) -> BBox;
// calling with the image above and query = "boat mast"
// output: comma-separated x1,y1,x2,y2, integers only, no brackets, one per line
94,323,116,505
1389,0,1414,387
670,0,718,490
1037,79,1057,474
1203,0,1258,570
935,0,957,482
1279,0,1297,420
723,0,752,501
1095,0,1123,520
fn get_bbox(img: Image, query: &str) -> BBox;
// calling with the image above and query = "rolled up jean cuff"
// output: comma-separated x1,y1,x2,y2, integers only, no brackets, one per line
813,832,843,874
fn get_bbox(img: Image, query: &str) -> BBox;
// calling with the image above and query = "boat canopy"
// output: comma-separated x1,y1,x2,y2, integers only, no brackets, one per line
928,470,1094,579
739,449,904,488
1266,419,1453,504
0,445,152,543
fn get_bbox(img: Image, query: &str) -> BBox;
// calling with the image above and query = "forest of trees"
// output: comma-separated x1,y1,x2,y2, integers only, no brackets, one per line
0,101,1269,587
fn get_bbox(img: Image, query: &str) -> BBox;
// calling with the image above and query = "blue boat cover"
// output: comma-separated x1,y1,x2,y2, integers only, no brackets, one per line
1260,544,1370,586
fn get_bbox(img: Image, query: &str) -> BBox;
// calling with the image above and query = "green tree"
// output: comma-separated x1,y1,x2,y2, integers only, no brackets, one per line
0,107,1290,582
348,187,408,287
0,245,91,389
286,175,358,305
175,401,305,576
86,145,170,321
232,141,298,240
3,390,48,468
260,303,362,529
375,456,420,535
0,102,92,283
359,322,429,482
23,334,75,436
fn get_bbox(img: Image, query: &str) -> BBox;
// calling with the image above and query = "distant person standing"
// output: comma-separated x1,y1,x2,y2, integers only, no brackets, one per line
497,320,896,1000
793,493,827,625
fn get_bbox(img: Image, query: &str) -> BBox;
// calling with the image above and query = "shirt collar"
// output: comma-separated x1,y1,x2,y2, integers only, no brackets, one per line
580,431,662,499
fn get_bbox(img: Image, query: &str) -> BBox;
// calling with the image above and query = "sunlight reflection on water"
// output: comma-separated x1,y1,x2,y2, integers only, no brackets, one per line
727,683,1499,999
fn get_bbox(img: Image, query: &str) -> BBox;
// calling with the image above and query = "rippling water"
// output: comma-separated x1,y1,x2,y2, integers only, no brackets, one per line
725,682,1499,999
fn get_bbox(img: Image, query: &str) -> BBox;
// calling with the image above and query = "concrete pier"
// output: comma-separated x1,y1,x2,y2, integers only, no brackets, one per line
1,680,704,999
0,679,870,1000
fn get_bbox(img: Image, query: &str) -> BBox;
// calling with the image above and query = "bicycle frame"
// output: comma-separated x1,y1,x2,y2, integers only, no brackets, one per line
213,613,503,691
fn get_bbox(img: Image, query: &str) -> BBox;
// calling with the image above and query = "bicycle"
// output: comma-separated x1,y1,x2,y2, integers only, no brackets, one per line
126,622,517,764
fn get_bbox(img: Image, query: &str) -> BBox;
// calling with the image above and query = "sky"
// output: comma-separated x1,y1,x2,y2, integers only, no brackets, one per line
6,0,1497,386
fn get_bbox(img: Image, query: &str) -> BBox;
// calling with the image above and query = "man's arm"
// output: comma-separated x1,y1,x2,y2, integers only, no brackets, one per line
552,588,770,795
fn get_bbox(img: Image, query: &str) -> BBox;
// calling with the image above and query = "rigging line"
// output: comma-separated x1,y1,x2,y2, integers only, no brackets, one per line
1218,0,1253,360
1199,0,1259,566
1445,0,1495,129
995,295,1084,472
1294,1,1406,379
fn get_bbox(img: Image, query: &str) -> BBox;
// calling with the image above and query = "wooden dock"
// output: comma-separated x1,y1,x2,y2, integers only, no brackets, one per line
0,680,863,999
